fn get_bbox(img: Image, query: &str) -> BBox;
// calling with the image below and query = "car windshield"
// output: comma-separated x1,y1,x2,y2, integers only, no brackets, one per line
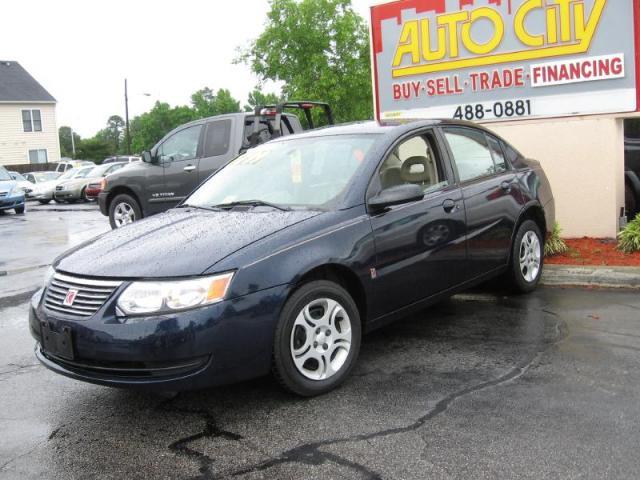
0,166,11,181
10,172,27,182
73,167,95,179
186,135,378,209
58,169,78,180
91,164,114,176
34,172,59,182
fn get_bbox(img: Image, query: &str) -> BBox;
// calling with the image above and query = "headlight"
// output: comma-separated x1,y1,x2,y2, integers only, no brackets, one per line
43,266,55,288
116,272,234,316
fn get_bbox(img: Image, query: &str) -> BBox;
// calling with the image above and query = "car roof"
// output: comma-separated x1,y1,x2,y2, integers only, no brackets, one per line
275,118,494,141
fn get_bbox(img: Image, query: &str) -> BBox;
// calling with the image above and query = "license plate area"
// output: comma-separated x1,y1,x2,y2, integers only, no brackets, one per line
41,322,75,360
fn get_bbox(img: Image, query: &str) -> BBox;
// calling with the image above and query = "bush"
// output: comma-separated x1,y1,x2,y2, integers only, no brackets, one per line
618,214,640,253
544,222,569,257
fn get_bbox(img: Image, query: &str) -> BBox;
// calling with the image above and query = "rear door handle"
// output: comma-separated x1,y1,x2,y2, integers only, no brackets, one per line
442,199,457,213
183,165,196,172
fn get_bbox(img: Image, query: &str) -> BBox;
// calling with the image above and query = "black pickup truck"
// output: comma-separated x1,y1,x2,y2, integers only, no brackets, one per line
98,102,333,228
625,137,640,218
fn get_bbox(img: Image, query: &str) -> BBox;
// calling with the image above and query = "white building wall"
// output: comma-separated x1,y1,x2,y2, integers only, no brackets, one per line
0,103,61,166
487,115,626,238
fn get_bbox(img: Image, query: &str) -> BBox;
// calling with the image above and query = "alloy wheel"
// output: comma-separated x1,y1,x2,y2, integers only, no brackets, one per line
519,230,541,282
290,298,352,381
113,202,135,227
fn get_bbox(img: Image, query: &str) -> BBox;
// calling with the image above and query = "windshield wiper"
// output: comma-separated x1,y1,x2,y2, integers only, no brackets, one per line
212,200,291,211
176,204,222,211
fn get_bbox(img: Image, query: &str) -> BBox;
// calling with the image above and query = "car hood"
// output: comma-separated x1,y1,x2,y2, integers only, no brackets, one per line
0,180,17,193
55,207,322,278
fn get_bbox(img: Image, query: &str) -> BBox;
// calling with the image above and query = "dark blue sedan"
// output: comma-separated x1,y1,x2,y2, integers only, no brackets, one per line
30,120,554,396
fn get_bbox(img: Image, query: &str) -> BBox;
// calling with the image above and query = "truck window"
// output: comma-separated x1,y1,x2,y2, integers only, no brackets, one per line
203,120,231,157
158,125,202,162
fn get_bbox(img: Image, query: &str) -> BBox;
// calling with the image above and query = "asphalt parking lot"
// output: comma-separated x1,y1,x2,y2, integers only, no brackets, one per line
1,204,640,479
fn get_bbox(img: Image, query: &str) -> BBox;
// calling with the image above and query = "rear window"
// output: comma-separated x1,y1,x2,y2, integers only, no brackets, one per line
203,119,231,157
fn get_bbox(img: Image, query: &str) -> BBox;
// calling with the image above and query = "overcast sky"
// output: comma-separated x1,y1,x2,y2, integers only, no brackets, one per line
1,0,372,138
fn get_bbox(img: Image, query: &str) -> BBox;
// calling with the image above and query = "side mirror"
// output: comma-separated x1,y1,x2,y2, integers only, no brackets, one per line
368,184,424,212
141,151,155,164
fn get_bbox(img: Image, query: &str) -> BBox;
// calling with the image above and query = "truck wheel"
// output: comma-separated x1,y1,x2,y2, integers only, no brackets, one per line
272,280,361,397
507,220,543,294
626,183,637,219
109,194,141,229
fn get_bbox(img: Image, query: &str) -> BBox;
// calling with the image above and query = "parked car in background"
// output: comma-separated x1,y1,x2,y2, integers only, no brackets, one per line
23,171,62,204
54,163,126,202
53,160,94,173
8,171,33,193
625,137,640,218
99,101,334,228
103,155,141,164
0,165,26,214
32,119,553,396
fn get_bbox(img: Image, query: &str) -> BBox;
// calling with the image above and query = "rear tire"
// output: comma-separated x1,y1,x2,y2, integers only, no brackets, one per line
38,199,51,205
272,280,361,397
109,193,141,229
507,220,543,294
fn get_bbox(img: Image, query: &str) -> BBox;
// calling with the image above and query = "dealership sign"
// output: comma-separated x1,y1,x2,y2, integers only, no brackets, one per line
370,0,640,122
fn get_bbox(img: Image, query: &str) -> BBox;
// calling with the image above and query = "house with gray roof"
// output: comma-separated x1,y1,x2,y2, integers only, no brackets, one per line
0,61,61,166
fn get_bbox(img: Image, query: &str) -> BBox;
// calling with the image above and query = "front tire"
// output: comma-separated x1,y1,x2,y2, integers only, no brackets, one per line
109,193,142,229
508,220,543,294
273,280,361,397
38,199,51,205
14,204,25,214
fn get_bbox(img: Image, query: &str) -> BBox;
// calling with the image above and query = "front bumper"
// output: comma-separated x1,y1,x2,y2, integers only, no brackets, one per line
85,188,102,200
98,192,109,215
54,187,82,201
0,193,25,210
30,283,288,391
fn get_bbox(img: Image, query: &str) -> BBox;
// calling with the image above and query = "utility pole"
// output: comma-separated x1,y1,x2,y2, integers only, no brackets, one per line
70,127,76,158
124,78,131,155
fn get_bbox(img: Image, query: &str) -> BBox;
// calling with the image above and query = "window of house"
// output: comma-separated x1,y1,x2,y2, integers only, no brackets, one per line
28,149,48,164
22,109,42,132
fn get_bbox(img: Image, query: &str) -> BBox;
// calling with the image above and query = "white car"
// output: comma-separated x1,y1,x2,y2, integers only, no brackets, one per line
8,171,34,194
23,171,62,204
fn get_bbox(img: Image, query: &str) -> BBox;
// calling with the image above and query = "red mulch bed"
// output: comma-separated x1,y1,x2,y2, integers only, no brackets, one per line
545,238,640,266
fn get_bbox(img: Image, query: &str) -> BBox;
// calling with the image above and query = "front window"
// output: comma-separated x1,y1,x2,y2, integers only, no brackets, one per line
158,125,202,162
22,109,42,132
187,135,378,209
28,149,48,164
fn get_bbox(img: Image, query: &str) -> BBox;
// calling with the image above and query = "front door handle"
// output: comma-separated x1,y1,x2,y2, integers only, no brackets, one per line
442,199,457,213
183,165,196,172
500,181,512,193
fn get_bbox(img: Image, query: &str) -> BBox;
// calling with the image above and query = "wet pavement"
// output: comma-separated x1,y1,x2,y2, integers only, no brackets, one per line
1,204,640,479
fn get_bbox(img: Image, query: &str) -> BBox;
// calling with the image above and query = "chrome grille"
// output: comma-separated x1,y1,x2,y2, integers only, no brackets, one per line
0,191,7,198
55,185,63,191
44,273,122,318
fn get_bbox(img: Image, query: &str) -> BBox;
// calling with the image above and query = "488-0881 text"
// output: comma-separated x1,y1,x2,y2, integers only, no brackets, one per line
453,100,532,121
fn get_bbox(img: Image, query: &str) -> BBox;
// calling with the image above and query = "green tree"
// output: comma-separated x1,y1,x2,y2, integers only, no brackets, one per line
191,87,241,118
237,0,373,123
58,126,81,158
244,89,283,112
75,138,112,162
